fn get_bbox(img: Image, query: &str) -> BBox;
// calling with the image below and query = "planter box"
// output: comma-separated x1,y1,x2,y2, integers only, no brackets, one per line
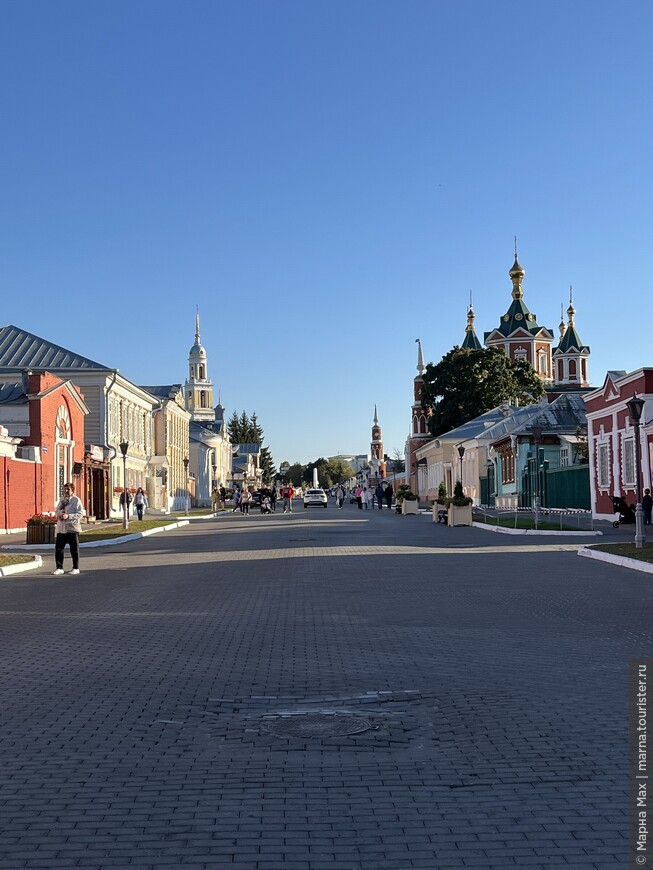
447,503,472,527
401,500,419,515
26,524,56,544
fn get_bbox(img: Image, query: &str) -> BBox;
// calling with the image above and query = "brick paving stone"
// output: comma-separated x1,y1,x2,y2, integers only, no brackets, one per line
0,510,646,868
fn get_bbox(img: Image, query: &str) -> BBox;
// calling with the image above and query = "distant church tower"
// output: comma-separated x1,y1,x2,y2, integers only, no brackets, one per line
185,309,215,423
552,288,590,388
370,405,387,478
461,301,483,350
484,245,555,382
407,339,431,492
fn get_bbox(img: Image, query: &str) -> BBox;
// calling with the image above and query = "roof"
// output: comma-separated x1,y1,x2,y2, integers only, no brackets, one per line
513,393,587,436
234,443,261,454
484,298,550,340
0,325,108,370
0,383,27,404
555,324,589,354
461,329,482,351
139,385,182,400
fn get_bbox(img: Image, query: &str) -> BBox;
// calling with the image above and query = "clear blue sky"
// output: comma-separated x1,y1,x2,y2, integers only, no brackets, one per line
1,1,651,464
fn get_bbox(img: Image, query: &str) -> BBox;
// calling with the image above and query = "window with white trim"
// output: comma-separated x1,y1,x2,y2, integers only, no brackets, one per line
560,447,570,468
514,346,527,361
598,443,610,489
623,437,635,487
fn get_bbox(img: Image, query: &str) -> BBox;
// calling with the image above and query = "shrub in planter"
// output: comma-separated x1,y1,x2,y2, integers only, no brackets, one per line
436,481,448,504
25,514,57,544
396,484,418,502
444,480,473,508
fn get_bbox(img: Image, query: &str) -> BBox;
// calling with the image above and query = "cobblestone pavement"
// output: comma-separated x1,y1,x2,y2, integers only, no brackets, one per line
0,503,650,869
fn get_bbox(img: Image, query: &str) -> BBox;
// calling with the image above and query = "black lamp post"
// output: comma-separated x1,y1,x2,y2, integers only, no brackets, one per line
211,457,218,512
457,444,465,491
183,456,190,516
530,425,543,530
626,394,646,549
119,441,129,529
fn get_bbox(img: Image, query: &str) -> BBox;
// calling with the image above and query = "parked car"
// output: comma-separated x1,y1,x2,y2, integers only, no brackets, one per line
303,488,328,508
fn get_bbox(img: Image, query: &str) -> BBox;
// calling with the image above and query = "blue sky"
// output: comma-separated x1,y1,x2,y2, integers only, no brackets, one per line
1,1,651,465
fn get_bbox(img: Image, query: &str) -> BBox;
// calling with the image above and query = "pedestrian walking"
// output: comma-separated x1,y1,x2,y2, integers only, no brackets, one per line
334,484,345,509
270,488,277,512
375,483,384,510
282,484,295,513
362,487,370,509
53,482,84,575
384,482,393,510
134,487,148,520
219,485,227,510
355,485,363,509
643,488,653,525
119,489,132,517
240,488,252,515
232,487,241,513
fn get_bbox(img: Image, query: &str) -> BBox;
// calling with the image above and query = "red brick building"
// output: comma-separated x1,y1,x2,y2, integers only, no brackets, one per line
0,371,88,531
584,369,653,520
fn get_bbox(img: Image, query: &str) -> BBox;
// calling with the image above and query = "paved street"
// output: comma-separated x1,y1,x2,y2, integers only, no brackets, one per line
0,502,650,869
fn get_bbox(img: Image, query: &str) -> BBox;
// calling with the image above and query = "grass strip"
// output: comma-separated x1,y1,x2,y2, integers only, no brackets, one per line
590,542,653,564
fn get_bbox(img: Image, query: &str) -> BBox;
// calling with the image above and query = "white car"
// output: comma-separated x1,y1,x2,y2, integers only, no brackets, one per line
303,488,328,508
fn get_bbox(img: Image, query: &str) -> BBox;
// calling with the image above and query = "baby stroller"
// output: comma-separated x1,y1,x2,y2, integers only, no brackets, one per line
610,495,636,528
260,495,272,515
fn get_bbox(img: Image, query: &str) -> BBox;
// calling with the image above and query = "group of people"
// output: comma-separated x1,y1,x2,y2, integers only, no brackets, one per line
349,482,393,510
118,486,148,520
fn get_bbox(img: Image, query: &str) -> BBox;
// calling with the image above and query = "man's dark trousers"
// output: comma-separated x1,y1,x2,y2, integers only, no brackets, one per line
55,533,80,570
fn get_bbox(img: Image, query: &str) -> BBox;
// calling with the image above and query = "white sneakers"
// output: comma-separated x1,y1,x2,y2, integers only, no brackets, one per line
70,569,80,575
52,568,64,575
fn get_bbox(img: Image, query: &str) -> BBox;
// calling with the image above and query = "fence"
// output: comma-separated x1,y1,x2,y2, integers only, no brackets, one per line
475,505,594,532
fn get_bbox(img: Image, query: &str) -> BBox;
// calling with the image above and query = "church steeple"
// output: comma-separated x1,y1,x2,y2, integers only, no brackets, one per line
552,286,591,389
185,308,215,422
370,406,386,477
484,244,555,382
461,296,483,350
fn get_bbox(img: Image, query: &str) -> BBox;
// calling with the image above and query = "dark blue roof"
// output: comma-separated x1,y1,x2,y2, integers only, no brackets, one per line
0,325,108,369
0,382,27,404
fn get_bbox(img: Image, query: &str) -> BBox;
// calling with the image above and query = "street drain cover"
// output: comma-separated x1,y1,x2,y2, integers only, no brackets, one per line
265,713,373,739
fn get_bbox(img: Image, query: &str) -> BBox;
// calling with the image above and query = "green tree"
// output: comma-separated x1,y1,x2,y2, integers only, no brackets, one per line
286,462,304,486
259,446,276,485
421,346,545,437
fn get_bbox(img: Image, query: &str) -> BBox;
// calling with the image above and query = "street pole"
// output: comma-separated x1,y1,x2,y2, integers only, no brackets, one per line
183,456,190,516
212,461,217,512
531,425,543,531
120,441,129,530
626,395,646,549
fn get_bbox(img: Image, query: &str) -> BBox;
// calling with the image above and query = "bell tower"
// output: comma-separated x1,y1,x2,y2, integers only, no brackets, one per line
184,308,215,423
552,287,591,388
407,338,432,493
370,405,387,479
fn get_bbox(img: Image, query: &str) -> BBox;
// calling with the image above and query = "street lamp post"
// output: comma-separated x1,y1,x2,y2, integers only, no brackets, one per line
119,441,129,530
457,444,465,491
626,394,646,549
531,425,543,530
183,456,190,516
211,459,218,513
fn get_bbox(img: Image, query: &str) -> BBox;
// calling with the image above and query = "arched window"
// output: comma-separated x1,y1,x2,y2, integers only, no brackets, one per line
538,350,548,375
569,359,577,379
55,404,72,503
199,365,205,379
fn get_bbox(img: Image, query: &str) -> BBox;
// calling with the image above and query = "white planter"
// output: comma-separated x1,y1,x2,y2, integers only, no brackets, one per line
447,503,472,527
401,500,419,515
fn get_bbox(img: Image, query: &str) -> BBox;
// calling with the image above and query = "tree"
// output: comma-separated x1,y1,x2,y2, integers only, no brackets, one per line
259,447,276,484
421,346,545,437
286,463,304,487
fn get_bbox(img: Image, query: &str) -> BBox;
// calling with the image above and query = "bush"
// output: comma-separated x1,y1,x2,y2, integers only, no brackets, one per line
436,481,448,504
447,480,472,507
396,484,418,502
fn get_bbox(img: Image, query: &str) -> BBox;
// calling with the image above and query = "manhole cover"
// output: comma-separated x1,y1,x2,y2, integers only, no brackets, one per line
265,713,373,739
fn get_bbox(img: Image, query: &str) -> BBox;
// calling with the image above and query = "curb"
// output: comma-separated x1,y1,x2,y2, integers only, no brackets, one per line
472,521,602,537
0,555,43,577
0,521,190,551
578,546,653,575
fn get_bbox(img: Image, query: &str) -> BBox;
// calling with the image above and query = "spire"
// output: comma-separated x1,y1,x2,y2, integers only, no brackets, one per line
195,306,201,345
559,302,566,341
509,239,525,300
461,299,482,350
373,404,378,425
415,338,425,375
567,285,576,326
